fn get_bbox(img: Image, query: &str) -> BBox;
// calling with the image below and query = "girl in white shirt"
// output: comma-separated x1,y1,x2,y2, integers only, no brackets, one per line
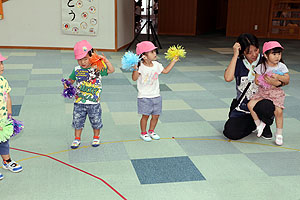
248,41,290,146
132,41,178,142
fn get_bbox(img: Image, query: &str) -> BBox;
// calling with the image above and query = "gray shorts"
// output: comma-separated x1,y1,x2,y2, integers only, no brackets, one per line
0,140,9,155
138,96,162,116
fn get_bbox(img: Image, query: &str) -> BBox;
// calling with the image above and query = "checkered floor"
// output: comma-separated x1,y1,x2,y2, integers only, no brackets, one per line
1,34,300,200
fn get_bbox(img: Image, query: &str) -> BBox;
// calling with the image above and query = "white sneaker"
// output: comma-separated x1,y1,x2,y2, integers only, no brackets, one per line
275,134,283,146
91,138,100,147
2,160,23,173
0,172,3,180
140,134,152,142
149,131,160,140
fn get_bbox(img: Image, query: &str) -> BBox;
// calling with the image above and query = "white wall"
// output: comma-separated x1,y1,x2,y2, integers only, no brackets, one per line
0,0,116,49
117,0,134,49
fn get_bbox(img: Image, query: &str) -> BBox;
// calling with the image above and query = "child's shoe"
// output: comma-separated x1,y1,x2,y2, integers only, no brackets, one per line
148,131,160,140
92,138,100,147
0,172,3,180
275,134,283,146
140,133,152,142
2,160,23,173
71,139,81,149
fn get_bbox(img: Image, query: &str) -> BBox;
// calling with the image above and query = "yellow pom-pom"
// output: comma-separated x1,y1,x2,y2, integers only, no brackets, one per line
165,45,186,61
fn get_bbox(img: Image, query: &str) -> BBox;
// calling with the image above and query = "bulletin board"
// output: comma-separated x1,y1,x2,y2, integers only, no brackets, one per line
62,0,99,36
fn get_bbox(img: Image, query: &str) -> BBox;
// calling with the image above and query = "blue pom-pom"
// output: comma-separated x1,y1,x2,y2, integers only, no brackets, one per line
121,51,141,71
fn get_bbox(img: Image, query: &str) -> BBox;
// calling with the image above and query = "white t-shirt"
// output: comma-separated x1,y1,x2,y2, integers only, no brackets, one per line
254,62,289,75
137,61,164,98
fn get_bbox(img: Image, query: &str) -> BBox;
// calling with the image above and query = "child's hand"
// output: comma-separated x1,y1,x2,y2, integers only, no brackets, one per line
264,75,278,86
133,65,139,71
64,83,69,89
98,53,108,63
271,73,280,80
0,127,3,131
171,56,179,63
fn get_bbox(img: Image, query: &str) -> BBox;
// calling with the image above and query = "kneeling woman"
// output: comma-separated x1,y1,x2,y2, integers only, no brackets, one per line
223,33,285,140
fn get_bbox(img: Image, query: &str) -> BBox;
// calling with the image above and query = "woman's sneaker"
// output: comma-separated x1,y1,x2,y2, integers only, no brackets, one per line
0,173,3,180
148,131,160,140
2,160,23,173
140,133,152,142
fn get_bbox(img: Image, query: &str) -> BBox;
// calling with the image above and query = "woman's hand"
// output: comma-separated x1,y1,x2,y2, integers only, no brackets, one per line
224,43,240,82
0,127,3,131
233,42,241,56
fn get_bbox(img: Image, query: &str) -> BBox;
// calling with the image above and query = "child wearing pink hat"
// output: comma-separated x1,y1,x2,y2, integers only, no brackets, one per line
132,41,178,142
0,53,23,180
65,40,115,149
247,41,290,145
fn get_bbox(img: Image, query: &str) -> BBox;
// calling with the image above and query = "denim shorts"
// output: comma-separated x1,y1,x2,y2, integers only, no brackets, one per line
0,140,9,155
138,96,162,115
72,103,103,130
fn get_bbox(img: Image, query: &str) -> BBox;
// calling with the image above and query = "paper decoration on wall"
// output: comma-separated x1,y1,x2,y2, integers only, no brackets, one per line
62,0,98,35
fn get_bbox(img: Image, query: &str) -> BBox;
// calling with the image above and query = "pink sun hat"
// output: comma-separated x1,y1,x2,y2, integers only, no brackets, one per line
0,53,7,62
263,41,284,54
74,40,93,60
136,41,157,55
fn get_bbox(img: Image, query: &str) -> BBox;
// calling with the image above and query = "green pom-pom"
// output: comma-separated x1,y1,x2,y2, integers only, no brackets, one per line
0,118,14,143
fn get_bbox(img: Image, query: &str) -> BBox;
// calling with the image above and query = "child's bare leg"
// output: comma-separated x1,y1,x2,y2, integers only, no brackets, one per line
274,106,283,130
274,106,283,145
140,115,149,133
1,155,10,160
75,129,83,138
93,129,100,138
149,115,159,131
248,98,266,137
247,98,263,121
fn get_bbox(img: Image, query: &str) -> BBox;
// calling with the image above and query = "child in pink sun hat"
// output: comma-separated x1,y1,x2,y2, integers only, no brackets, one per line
64,40,115,149
132,41,179,142
247,41,290,146
0,53,23,180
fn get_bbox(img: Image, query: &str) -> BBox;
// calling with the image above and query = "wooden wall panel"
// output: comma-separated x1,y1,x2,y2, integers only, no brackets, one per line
158,0,197,35
226,0,271,37
0,0,3,20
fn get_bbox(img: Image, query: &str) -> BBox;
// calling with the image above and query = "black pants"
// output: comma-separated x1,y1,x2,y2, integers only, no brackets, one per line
223,99,274,140
223,114,272,140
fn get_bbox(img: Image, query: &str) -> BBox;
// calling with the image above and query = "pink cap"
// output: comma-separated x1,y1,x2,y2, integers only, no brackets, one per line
74,40,93,60
136,41,157,55
0,53,7,62
263,41,284,54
